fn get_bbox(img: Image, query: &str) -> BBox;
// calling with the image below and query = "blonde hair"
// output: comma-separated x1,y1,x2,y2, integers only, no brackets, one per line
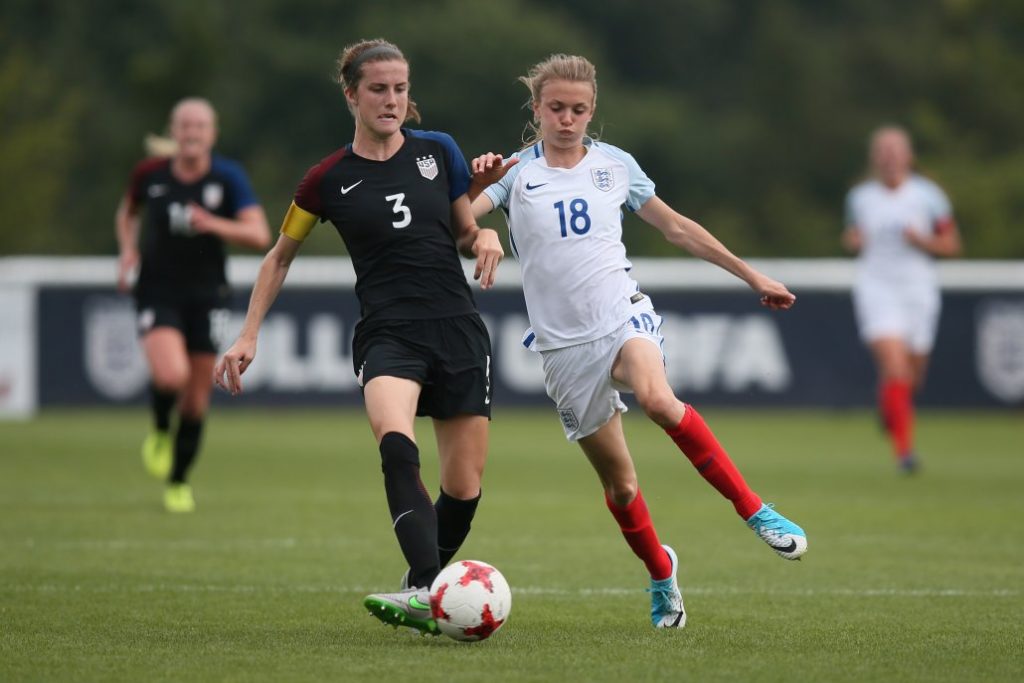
336,38,421,124
169,97,217,128
519,54,597,146
869,124,913,155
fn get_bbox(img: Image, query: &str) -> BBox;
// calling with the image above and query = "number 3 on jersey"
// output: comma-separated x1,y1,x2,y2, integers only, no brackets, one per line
554,198,590,238
386,193,412,229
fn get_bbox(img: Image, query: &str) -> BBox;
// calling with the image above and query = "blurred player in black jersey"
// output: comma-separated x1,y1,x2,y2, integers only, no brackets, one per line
116,97,271,512
214,39,503,635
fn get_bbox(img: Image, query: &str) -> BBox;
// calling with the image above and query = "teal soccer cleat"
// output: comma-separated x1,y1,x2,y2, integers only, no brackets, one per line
746,503,808,560
648,544,686,629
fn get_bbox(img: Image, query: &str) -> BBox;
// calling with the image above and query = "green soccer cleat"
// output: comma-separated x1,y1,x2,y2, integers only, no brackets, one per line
363,588,440,636
141,431,172,480
164,483,195,513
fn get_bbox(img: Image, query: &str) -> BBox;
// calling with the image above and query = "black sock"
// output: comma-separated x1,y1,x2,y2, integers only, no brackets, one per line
435,488,481,567
379,432,439,589
151,384,176,432
170,416,204,484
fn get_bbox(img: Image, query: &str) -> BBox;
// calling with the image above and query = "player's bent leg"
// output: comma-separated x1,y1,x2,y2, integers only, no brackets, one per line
170,354,215,488
871,338,917,468
141,329,189,481
579,416,674,583
611,338,684,429
364,377,440,590
665,405,764,519
434,415,486,567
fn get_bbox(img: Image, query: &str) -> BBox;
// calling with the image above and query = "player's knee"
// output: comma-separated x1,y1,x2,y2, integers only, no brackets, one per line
606,479,638,508
637,388,681,427
379,432,420,473
151,368,188,394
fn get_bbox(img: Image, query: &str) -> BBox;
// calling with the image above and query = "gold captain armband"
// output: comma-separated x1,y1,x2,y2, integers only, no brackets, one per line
280,201,318,242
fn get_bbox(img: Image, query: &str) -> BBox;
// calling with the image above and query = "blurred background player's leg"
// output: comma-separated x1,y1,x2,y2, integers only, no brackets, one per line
140,327,188,484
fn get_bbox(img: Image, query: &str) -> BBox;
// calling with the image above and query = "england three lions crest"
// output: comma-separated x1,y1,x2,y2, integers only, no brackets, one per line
417,155,439,180
976,301,1024,403
591,167,614,192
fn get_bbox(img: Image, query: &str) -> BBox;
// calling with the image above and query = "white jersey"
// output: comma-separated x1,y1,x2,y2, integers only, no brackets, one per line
483,138,655,350
844,174,953,289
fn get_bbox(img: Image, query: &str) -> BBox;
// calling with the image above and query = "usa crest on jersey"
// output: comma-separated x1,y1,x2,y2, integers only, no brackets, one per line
591,167,614,192
203,182,224,209
417,155,438,180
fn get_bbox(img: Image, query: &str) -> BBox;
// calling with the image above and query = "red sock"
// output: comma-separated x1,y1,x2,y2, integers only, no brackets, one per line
605,490,672,580
665,405,763,520
880,380,913,458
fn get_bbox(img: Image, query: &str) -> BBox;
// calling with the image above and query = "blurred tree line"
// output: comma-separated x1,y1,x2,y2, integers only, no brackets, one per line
1,0,1021,257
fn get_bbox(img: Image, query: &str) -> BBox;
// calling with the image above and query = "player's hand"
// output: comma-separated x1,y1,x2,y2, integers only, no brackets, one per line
188,202,219,234
472,228,504,290
470,153,519,187
903,227,929,251
116,248,139,293
214,337,257,396
754,275,796,310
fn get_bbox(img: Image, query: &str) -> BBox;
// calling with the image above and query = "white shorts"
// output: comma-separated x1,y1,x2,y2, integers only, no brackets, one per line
531,296,665,441
852,279,941,354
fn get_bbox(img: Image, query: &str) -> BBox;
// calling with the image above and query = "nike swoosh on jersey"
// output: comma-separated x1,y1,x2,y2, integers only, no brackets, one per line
340,180,364,195
525,182,548,190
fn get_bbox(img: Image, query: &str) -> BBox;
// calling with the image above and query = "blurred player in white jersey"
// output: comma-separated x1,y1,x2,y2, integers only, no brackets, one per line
843,126,962,473
467,54,807,629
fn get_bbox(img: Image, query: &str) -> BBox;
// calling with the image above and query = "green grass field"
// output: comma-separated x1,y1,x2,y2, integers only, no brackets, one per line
2,408,1022,682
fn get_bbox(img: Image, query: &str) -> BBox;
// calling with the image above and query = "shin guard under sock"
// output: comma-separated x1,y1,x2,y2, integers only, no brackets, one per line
379,432,439,588
151,384,176,432
666,405,762,520
435,489,481,567
605,490,672,580
170,416,203,484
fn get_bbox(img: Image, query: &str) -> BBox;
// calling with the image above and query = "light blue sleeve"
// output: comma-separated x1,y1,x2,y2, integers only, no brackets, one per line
482,151,525,211
599,142,656,212
843,188,858,227
922,179,952,220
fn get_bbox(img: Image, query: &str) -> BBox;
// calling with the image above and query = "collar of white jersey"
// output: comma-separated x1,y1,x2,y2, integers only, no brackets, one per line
530,136,595,160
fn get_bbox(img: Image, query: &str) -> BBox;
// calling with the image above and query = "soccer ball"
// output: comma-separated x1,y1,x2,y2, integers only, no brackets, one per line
429,560,511,642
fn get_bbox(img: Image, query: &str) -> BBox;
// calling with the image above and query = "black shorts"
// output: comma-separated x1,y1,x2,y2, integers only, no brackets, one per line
353,313,493,420
134,288,229,354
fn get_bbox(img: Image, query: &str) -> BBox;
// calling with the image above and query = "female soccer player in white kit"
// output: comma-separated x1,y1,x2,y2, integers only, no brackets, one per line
843,126,962,472
468,54,808,629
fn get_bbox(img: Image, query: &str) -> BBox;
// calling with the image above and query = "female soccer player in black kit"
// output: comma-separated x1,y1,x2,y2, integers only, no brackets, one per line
116,97,271,513
214,40,504,635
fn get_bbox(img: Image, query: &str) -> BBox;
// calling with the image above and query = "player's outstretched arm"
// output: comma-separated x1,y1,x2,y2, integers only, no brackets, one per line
636,195,796,310
215,233,301,395
450,195,503,289
468,153,518,218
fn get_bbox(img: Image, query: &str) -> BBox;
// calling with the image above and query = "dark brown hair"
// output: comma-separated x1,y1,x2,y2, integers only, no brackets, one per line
336,39,421,124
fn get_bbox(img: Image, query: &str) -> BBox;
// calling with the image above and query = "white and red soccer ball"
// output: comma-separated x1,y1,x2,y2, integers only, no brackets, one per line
429,560,511,642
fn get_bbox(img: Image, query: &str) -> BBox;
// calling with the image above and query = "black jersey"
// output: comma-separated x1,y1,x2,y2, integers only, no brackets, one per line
126,155,259,297
293,129,475,322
